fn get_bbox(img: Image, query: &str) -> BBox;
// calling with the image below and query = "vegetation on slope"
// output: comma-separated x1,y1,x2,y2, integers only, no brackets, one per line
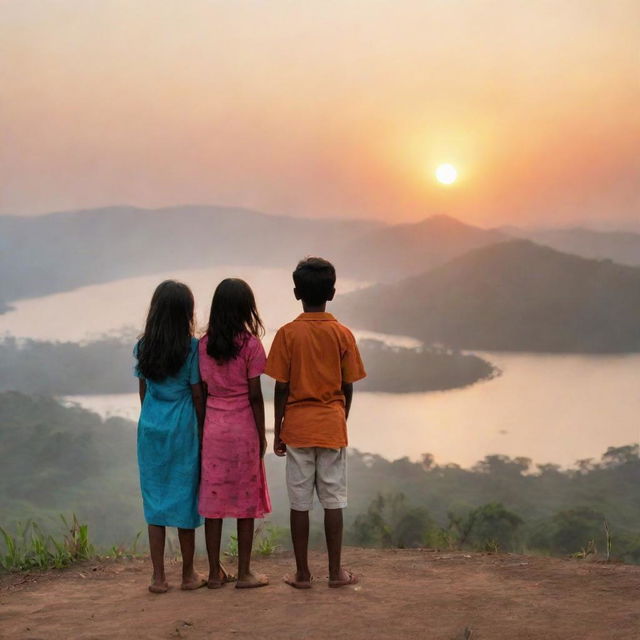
337,240,640,352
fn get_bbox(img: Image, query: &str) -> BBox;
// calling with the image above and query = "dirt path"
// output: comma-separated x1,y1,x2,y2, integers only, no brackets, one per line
1,549,638,639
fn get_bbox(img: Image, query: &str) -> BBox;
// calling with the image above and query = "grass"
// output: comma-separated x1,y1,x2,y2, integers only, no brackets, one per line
224,524,286,559
0,514,141,573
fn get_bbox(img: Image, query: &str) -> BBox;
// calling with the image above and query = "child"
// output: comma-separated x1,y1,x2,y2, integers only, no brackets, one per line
198,278,271,589
134,280,206,594
265,257,366,588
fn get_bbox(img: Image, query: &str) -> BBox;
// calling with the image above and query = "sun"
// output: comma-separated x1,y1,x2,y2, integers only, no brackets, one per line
435,163,458,185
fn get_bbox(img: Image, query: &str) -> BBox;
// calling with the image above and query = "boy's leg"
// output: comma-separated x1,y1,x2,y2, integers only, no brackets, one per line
178,527,206,590
236,518,269,588
285,447,316,586
324,508,344,580
290,509,311,582
317,448,357,586
148,524,168,593
204,518,224,585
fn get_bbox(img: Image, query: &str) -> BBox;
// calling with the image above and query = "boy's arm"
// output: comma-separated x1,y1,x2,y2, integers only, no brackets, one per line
342,382,353,420
248,377,267,458
273,381,289,456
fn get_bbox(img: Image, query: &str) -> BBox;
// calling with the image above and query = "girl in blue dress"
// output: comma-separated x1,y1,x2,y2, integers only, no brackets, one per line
134,280,206,593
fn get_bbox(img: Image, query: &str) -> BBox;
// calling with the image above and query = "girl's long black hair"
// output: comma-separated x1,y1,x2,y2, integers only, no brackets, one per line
137,280,195,381
206,278,264,363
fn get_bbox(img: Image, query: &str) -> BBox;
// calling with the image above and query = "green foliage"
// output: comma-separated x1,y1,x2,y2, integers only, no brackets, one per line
351,493,433,548
254,524,286,556
448,502,523,552
0,392,142,546
345,445,640,562
2,393,639,564
356,340,497,393
0,514,94,572
224,535,239,559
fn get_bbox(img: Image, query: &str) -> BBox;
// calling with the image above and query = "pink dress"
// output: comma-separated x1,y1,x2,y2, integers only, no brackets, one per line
198,333,272,519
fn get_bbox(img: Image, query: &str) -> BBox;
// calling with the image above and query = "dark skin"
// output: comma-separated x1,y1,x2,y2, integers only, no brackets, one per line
204,375,268,588
139,378,206,592
274,290,354,585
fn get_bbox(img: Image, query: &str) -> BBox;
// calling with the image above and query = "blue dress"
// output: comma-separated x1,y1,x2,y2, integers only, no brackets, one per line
134,337,202,529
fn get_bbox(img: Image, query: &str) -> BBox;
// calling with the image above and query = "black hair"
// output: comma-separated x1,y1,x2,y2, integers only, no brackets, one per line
137,280,195,381
293,257,337,305
206,278,264,363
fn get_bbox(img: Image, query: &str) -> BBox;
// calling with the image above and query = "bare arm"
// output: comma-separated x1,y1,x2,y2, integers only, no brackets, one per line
248,376,267,458
138,378,146,404
191,382,206,441
273,380,289,456
342,382,353,420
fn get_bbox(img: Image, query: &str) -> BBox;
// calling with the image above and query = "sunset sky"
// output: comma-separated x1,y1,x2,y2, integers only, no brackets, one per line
2,0,638,227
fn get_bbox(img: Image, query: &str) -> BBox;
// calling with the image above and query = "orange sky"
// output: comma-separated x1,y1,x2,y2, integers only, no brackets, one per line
1,0,639,227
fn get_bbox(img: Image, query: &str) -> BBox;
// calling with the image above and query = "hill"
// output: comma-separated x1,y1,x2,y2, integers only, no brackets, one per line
1,550,639,639
506,226,640,266
0,207,507,313
0,205,377,311
339,214,507,281
335,240,640,352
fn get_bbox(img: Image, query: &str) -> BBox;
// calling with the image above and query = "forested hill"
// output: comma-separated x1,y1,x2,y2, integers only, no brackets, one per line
335,240,640,352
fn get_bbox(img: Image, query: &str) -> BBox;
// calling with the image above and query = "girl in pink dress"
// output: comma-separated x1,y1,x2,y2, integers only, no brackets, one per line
199,278,271,589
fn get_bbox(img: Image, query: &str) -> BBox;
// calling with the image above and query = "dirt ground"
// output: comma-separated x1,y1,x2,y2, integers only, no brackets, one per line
1,548,638,640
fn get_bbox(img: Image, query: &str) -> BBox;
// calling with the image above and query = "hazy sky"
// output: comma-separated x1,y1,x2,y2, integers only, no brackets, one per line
2,1,638,227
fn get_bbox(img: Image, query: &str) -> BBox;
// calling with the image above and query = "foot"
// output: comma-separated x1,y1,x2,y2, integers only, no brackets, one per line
328,568,358,588
207,564,237,589
236,571,269,589
283,571,313,589
148,579,169,594
181,571,207,591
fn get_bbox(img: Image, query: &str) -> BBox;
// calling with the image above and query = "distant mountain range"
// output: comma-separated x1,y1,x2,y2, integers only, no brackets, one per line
0,205,376,311
2,206,640,352
0,207,505,311
503,226,640,267
339,215,507,282
335,240,640,352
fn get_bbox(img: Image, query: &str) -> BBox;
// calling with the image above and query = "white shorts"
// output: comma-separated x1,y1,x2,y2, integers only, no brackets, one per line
286,446,347,511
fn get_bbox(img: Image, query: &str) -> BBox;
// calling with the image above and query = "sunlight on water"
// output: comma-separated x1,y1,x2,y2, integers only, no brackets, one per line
64,351,640,469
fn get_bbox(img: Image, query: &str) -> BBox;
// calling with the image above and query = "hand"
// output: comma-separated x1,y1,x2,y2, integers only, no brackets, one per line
260,437,267,459
273,438,287,457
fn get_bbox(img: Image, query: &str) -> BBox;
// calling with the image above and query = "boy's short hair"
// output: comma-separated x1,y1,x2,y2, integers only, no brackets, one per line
293,257,336,305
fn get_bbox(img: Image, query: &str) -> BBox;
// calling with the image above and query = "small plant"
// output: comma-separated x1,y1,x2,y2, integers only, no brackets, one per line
254,525,284,557
483,539,500,553
224,534,239,558
105,531,143,560
571,539,597,559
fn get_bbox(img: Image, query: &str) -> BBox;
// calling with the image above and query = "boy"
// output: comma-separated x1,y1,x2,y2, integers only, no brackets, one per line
265,257,366,589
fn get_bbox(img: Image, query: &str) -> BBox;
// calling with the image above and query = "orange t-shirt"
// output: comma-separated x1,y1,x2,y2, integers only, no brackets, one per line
265,312,366,449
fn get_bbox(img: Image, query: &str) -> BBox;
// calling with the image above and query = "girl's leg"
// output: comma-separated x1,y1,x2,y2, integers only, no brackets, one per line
204,518,224,585
148,524,168,593
178,528,205,590
236,518,268,588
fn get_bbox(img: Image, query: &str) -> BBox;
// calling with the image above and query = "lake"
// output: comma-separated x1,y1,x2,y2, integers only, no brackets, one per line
2,266,638,468
62,350,640,469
